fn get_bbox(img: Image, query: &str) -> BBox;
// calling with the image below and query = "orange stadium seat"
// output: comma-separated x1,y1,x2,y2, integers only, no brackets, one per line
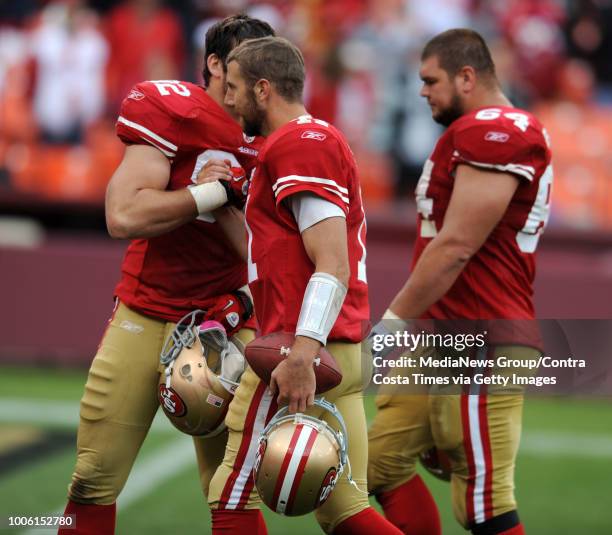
535,102,612,229
8,123,123,202
354,149,393,203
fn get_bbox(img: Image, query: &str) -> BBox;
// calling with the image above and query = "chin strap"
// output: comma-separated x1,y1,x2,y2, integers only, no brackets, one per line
313,398,367,496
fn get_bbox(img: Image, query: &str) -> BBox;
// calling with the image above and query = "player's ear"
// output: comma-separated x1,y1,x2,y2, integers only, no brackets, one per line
458,65,477,93
207,54,224,81
254,79,271,103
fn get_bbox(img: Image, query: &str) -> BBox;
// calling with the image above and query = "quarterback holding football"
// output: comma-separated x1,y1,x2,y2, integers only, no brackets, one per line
204,36,402,535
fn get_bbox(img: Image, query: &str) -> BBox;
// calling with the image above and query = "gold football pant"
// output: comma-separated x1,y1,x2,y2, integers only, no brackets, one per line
67,302,253,505
368,345,537,529
208,341,372,533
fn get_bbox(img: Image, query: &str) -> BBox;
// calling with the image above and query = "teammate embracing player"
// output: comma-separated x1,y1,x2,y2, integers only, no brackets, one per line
59,15,274,535
368,29,553,535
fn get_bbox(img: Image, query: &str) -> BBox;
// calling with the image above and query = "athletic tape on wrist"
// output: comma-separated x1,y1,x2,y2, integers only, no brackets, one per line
295,272,347,345
188,181,228,214
382,308,409,331
382,308,402,321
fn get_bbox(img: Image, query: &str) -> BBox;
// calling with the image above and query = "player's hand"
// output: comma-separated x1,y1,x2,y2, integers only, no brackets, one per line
219,160,250,209
196,158,232,184
196,159,249,208
203,289,253,336
270,336,318,413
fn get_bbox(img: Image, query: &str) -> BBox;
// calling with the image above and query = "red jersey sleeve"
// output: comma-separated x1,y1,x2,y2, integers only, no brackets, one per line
115,82,182,159
265,129,350,214
450,113,547,183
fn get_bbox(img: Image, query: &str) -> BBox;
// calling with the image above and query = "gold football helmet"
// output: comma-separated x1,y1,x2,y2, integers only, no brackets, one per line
158,311,246,437
252,398,349,516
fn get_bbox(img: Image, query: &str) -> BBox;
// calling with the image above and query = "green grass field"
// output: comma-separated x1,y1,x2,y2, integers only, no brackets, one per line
1,365,611,534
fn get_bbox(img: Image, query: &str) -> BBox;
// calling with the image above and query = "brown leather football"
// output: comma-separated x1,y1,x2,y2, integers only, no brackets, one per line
245,331,342,394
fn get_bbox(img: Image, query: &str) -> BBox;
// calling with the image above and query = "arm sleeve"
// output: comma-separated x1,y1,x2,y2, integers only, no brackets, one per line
286,191,346,233
115,83,181,159
266,131,350,214
450,122,541,182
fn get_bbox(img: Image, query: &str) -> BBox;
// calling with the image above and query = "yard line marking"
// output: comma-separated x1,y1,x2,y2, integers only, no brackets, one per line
2,397,612,460
520,431,612,458
23,434,195,534
0,398,175,432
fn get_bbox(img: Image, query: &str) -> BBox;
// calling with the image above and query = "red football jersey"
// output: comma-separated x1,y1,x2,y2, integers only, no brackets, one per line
414,106,553,321
245,115,369,342
114,80,260,322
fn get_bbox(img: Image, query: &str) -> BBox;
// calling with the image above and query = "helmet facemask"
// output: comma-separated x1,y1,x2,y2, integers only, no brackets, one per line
158,310,246,436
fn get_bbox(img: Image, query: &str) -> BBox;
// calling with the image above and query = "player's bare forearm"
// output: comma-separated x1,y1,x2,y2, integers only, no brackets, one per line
389,164,520,320
301,216,350,286
270,217,348,413
106,186,197,239
105,144,199,239
213,206,247,261
388,235,472,319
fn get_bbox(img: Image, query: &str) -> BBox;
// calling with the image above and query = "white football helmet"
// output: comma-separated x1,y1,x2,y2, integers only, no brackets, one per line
158,310,246,437
252,398,351,516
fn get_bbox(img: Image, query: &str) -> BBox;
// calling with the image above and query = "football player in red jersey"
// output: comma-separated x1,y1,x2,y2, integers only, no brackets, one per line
367,29,553,535
58,15,275,535
204,37,402,535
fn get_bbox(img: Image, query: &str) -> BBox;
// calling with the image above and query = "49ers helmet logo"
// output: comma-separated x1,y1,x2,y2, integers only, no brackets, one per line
159,384,186,417
316,467,339,507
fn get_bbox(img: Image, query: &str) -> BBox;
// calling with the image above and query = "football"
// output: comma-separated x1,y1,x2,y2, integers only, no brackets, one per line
245,331,342,394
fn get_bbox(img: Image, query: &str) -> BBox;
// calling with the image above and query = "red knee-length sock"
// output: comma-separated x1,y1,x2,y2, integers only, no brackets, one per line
376,475,442,535
333,506,403,534
212,509,268,535
58,501,116,535
498,524,525,535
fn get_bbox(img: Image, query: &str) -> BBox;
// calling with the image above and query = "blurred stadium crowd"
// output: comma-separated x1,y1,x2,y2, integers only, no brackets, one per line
1,0,611,228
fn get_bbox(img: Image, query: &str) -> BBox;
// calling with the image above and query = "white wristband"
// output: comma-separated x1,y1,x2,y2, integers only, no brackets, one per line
382,308,401,320
382,308,409,330
296,272,347,345
188,181,228,214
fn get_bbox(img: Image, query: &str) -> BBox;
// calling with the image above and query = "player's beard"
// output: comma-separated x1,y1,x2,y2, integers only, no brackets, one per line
433,91,464,127
241,92,266,137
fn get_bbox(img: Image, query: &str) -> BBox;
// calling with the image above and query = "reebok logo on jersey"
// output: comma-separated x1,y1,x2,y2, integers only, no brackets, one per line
485,131,510,143
243,133,256,143
239,146,258,156
127,89,145,101
301,130,327,141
